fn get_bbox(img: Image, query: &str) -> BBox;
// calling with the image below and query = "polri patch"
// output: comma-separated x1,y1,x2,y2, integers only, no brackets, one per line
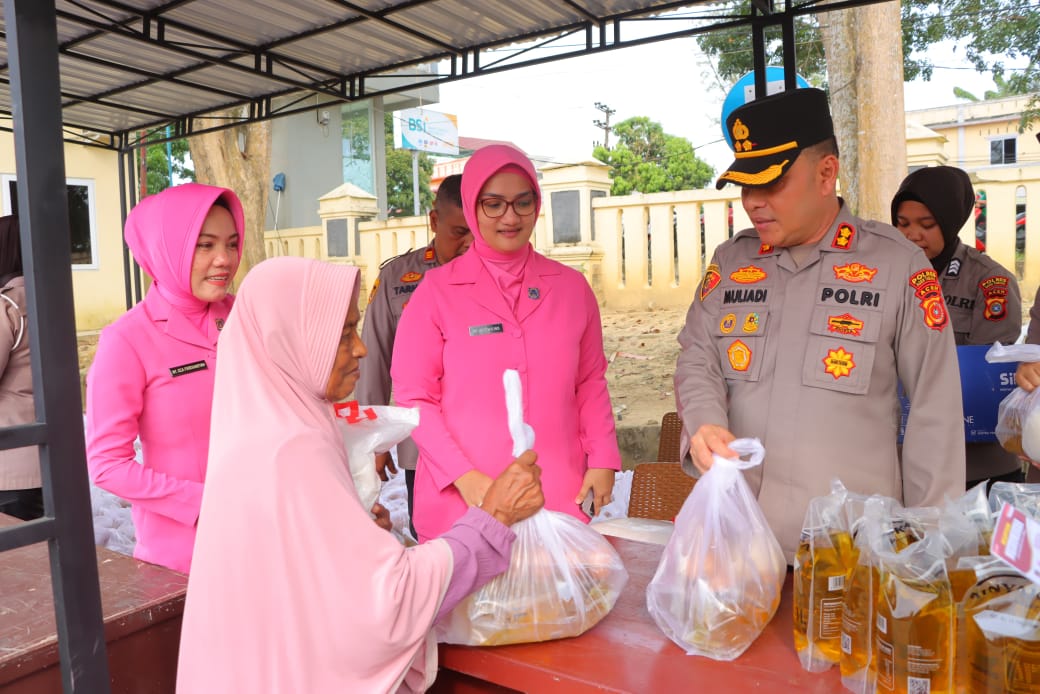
700,263,722,301
401,271,423,283
469,323,504,336
730,265,767,283
831,223,855,250
979,275,1010,321
169,360,208,377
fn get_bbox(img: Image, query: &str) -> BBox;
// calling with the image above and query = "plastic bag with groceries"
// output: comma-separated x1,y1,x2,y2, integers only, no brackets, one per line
986,342,1040,459
333,401,419,515
436,370,629,646
646,438,786,660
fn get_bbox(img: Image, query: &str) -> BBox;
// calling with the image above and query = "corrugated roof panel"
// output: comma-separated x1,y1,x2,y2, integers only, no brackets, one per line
187,63,303,100
57,54,147,97
62,100,156,133
65,32,201,75
164,0,356,47
103,80,230,117
279,21,446,75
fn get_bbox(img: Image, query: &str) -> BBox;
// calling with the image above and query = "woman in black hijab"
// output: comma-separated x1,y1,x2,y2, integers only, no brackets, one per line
892,166,1024,486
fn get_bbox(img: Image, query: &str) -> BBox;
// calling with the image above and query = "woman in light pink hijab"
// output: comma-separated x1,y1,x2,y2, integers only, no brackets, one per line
393,145,621,542
177,256,543,693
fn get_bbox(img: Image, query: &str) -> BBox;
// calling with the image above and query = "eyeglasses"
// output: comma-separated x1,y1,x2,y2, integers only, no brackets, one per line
478,193,537,218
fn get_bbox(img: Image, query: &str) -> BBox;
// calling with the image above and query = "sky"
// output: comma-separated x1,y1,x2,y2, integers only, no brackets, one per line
421,30,1017,176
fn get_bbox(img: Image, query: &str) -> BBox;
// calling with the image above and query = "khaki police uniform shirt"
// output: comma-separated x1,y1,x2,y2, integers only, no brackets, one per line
941,242,1023,481
675,205,966,561
356,245,439,471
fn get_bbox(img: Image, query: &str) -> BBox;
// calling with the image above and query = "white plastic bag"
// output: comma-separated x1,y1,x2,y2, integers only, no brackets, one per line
436,509,629,645
985,341,1040,363
333,401,419,514
646,438,786,660
995,387,1040,459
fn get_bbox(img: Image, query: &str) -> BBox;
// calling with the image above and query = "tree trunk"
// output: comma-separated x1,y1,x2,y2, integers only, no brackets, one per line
188,109,271,284
819,1,907,222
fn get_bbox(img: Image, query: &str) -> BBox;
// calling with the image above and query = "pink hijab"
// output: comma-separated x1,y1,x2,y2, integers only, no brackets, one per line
125,182,244,337
177,257,454,694
461,145,541,309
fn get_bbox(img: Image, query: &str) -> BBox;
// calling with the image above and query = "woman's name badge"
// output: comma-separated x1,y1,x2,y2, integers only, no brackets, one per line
528,287,540,300
169,360,208,377
469,323,503,336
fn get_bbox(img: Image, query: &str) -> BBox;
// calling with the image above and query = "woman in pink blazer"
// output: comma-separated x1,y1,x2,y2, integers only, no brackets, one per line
392,145,622,542
86,183,243,574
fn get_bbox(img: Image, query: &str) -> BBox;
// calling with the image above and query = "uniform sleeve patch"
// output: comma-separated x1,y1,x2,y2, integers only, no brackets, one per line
367,278,380,305
700,263,722,301
909,268,949,332
979,275,1010,321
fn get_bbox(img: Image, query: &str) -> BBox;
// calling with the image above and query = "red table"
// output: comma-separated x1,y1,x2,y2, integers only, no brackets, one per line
0,514,187,693
435,536,843,693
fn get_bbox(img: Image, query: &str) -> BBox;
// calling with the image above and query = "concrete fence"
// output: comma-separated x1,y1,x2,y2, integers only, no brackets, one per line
263,161,1040,310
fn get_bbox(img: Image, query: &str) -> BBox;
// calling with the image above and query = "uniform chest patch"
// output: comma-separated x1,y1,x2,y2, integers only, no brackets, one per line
400,271,423,283
827,313,864,336
720,313,737,334
169,360,208,377
832,262,877,283
820,287,880,307
909,268,949,332
727,340,752,372
723,288,768,304
822,347,856,379
979,275,1010,321
729,265,767,283
700,264,722,301
742,312,760,333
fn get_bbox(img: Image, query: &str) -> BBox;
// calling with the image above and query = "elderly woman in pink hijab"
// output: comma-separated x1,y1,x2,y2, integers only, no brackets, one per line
86,183,244,574
176,256,543,693
392,145,621,542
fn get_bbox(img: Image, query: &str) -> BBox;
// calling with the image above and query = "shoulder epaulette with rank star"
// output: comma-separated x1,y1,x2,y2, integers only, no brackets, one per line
423,247,436,263
379,248,416,269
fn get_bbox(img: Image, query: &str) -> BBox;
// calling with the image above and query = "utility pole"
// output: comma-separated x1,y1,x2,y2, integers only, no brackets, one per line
593,101,616,149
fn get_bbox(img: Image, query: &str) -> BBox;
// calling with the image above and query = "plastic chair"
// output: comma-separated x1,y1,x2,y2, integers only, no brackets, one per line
627,462,695,521
657,411,683,463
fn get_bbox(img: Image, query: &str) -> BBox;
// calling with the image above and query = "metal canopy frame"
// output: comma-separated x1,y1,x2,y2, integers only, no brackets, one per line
0,1,894,692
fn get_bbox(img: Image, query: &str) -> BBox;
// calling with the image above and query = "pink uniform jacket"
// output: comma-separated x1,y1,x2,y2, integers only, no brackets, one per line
86,291,233,573
86,182,243,575
392,248,621,541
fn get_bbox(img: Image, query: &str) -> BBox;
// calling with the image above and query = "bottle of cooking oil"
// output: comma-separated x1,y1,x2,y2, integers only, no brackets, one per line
794,489,859,673
873,534,955,694
962,562,1040,693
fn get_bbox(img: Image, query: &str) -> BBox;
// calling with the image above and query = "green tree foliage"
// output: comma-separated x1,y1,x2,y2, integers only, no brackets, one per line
384,113,434,217
138,134,193,195
697,1,1038,114
592,116,715,195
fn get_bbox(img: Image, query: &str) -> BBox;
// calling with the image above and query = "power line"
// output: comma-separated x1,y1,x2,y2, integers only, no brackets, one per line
593,102,617,149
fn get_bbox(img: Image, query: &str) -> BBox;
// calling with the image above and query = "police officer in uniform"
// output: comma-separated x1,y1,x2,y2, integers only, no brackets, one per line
674,88,965,561
891,165,1024,486
356,174,472,538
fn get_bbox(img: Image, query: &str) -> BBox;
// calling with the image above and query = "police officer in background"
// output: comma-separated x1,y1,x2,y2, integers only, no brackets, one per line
674,88,965,562
891,165,1024,487
356,174,472,539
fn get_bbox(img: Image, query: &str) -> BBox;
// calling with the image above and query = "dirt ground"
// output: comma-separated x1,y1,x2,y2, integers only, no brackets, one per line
75,306,687,431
